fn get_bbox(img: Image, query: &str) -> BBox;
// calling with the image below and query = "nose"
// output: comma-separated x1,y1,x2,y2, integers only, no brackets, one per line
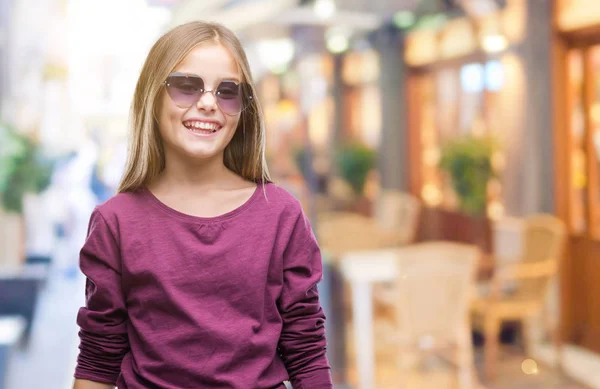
196,90,218,112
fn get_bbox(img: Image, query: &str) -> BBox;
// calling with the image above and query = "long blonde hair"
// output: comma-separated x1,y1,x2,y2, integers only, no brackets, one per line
117,21,271,193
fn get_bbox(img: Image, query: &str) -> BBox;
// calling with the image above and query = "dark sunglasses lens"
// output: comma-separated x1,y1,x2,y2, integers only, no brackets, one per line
166,75,204,107
216,81,244,114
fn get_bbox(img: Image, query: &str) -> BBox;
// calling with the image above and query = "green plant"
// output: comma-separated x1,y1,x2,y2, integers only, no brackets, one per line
336,143,376,196
439,135,498,216
0,122,54,213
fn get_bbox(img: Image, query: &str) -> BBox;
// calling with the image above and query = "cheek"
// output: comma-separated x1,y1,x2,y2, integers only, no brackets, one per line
157,95,182,136
225,114,241,134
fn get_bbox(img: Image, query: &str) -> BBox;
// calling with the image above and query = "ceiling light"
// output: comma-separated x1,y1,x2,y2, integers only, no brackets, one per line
325,26,351,54
326,35,348,53
314,0,336,20
257,39,295,73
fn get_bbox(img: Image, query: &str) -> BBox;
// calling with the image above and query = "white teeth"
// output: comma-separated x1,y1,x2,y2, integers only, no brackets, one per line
184,121,219,132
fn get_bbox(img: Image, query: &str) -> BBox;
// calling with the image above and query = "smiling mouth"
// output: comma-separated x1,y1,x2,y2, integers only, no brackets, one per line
182,120,223,135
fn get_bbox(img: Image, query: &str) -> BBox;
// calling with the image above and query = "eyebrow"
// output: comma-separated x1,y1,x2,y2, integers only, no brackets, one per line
171,72,241,83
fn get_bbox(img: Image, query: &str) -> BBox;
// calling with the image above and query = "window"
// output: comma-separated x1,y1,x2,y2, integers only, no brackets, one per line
567,44,600,238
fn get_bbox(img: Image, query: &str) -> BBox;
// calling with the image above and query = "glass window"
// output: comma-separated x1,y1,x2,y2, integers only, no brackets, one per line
460,63,484,93
485,60,504,92
587,46,600,238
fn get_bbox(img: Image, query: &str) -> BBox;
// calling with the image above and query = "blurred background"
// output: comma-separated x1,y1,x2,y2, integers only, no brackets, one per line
1,0,600,388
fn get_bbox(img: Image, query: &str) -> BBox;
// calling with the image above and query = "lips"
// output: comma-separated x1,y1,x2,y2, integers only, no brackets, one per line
182,120,223,135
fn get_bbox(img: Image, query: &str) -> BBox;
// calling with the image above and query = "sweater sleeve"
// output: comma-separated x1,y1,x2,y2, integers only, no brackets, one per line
278,208,333,389
74,207,129,385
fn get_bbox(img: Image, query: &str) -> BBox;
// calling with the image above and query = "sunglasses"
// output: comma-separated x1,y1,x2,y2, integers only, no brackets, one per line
163,72,253,115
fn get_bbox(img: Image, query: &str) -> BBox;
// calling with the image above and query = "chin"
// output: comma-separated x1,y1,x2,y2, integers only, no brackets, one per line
180,144,224,161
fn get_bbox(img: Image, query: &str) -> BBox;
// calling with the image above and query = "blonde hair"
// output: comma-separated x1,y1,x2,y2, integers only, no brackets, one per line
117,21,271,193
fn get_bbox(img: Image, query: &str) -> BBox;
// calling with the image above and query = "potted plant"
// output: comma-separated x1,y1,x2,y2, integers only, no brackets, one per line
439,134,498,216
0,122,54,265
335,142,376,215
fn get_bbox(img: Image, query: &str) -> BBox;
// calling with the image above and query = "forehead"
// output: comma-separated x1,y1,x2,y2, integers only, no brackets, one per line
174,43,241,81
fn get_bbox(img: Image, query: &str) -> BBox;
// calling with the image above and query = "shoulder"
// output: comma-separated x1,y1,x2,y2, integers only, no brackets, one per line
259,183,315,239
261,182,305,218
95,189,145,215
92,189,150,226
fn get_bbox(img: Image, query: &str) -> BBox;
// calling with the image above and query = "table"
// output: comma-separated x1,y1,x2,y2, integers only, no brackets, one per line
340,249,399,389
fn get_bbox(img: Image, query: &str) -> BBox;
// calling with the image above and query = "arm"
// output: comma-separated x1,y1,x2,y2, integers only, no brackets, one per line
495,259,558,280
73,208,129,387
278,209,333,389
487,259,558,299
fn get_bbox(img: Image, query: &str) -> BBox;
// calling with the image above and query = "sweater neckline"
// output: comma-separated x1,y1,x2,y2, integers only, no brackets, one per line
141,183,263,223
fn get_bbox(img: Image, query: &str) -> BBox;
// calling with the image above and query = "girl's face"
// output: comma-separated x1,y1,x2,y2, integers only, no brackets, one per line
158,43,244,164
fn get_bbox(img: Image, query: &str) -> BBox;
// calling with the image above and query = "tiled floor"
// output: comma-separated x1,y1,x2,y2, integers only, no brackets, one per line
342,346,589,389
3,267,593,389
341,321,591,389
477,348,588,389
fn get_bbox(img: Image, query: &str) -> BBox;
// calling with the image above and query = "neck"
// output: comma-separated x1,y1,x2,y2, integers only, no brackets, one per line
158,151,232,191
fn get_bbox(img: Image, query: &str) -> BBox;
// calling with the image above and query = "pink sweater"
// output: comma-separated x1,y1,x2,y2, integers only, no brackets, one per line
74,183,332,389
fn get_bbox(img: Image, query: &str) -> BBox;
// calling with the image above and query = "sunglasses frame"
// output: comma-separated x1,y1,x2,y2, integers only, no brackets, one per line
163,72,254,115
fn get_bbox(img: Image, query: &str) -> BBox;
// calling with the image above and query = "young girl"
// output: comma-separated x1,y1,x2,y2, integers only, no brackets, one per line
73,21,332,389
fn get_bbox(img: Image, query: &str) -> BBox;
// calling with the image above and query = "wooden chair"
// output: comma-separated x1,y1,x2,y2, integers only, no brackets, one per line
373,190,422,246
391,242,480,389
471,214,567,380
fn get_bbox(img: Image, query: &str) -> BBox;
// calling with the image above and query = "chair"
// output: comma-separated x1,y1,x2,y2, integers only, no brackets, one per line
316,190,421,260
391,242,480,389
373,191,421,246
492,217,524,266
471,214,567,380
